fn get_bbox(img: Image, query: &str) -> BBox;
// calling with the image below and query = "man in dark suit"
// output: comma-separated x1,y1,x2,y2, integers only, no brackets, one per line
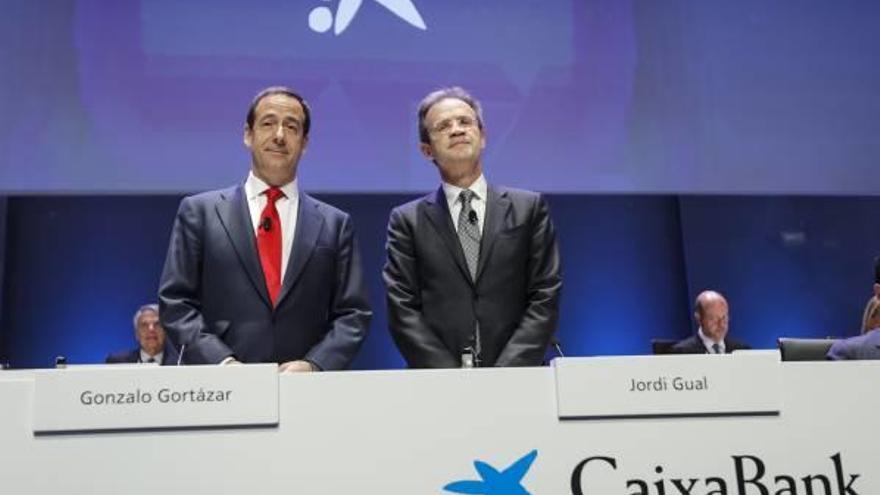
106,304,179,365
384,87,562,368
672,290,750,354
159,87,370,371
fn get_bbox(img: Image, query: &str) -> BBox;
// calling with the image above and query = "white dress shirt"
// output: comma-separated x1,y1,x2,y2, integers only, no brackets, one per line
442,173,487,235
139,350,162,364
244,171,300,280
698,328,725,354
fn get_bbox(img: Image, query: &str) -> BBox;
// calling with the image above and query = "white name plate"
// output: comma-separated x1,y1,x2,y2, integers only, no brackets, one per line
33,364,278,433
554,351,781,420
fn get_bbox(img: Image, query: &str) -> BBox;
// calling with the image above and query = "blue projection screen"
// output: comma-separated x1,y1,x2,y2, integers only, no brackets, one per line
1,0,879,194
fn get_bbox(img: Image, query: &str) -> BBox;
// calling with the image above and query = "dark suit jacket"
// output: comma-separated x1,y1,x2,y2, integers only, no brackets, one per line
158,185,371,369
384,186,561,368
670,335,751,354
105,342,180,366
827,329,880,360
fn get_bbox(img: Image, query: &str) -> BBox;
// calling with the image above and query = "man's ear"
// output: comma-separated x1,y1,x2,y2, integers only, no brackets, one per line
243,125,253,148
419,142,434,159
873,283,880,298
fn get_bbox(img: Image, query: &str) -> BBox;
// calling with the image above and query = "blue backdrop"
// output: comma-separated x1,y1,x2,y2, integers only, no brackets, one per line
2,1,879,367
1,0,879,194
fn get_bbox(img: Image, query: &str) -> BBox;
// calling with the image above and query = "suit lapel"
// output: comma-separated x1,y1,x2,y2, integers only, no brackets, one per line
422,187,474,285
215,185,272,308
475,186,510,282
276,193,324,305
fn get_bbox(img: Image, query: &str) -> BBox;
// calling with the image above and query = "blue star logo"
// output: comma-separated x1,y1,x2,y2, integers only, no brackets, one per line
444,450,538,495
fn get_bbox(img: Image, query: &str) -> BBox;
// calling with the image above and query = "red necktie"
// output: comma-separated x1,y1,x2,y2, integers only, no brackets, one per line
257,187,284,306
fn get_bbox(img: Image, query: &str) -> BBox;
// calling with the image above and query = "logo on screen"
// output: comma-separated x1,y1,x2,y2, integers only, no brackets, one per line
309,0,427,35
444,450,538,495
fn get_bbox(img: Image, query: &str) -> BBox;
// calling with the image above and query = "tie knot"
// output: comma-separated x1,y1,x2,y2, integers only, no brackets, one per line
459,189,475,205
265,186,284,203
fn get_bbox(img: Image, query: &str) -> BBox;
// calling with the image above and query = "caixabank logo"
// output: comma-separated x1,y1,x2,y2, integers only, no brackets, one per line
444,450,864,494
570,453,861,495
308,0,427,35
444,450,538,495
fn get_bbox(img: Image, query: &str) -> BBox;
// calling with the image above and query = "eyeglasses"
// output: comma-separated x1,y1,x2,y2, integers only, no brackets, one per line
430,116,478,135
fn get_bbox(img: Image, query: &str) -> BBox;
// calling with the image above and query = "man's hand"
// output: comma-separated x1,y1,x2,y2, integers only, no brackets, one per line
278,360,317,373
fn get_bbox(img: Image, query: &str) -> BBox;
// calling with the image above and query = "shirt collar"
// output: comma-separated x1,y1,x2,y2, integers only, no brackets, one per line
441,173,488,206
140,350,163,364
245,170,299,202
698,328,724,353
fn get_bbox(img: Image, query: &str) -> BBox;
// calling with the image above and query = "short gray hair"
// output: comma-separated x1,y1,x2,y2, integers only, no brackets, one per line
417,86,484,144
132,304,159,330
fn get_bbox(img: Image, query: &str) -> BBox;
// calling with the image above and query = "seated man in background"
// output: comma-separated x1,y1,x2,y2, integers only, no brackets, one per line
106,304,179,365
671,290,751,354
827,295,880,360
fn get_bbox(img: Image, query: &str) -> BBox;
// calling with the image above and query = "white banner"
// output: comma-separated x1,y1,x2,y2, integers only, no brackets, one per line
2,362,874,493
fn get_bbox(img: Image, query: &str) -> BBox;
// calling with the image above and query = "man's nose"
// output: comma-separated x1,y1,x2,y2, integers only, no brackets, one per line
273,124,286,142
449,126,466,137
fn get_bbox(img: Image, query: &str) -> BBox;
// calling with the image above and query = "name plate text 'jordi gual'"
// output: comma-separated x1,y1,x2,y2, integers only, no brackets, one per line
554,352,780,420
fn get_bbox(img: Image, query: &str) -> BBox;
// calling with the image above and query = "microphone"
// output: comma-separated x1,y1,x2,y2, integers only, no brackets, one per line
468,210,478,225
461,322,482,368
177,344,185,366
461,346,475,368
261,217,272,232
550,337,565,358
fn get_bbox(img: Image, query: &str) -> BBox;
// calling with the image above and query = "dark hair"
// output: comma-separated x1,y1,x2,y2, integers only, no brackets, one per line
246,86,311,137
417,86,484,143
874,256,880,284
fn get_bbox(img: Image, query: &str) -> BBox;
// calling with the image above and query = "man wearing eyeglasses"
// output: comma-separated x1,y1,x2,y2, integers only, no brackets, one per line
383,87,562,368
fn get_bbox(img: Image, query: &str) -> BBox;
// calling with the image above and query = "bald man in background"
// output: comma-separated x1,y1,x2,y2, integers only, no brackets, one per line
671,290,751,354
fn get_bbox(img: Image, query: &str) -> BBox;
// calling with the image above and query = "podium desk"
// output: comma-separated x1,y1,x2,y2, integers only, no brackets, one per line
1,359,876,494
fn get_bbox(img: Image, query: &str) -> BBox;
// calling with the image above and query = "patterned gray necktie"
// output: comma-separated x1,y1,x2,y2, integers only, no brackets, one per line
457,189,481,279
712,343,722,354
